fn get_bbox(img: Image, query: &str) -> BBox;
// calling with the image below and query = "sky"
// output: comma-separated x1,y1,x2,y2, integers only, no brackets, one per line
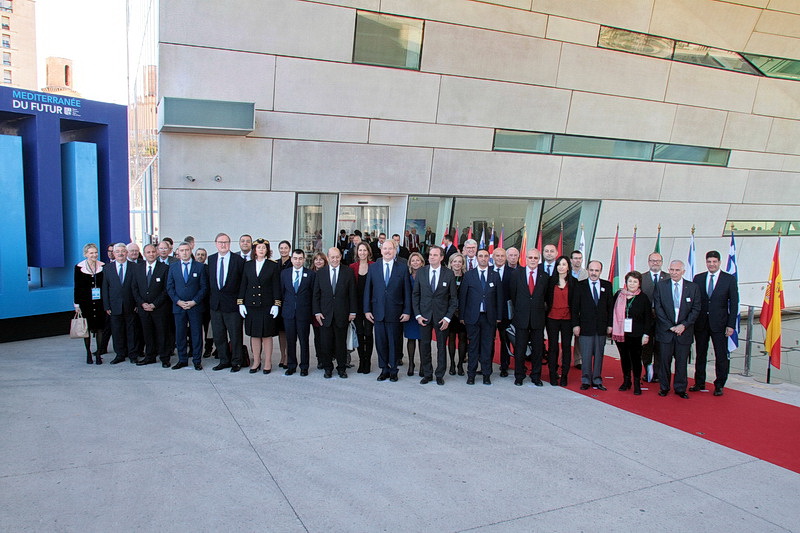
36,0,128,105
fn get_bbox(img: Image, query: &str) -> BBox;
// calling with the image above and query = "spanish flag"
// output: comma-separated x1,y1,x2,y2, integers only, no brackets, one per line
759,238,785,369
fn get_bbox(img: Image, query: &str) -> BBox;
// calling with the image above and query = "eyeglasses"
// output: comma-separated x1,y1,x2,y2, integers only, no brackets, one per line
215,240,230,244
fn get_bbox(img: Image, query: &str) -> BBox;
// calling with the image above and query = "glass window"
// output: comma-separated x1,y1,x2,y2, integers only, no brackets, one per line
405,196,453,256
598,26,674,59
552,135,654,161
726,221,791,236
2,16,10,30
0,1,11,13
653,144,729,166
451,198,543,254
2,52,9,66
295,193,338,262
353,11,423,70
2,69,10,84
2,34,9,49
540,200,600,260
673,41,759,75
743,53,800,81
494,130,552,154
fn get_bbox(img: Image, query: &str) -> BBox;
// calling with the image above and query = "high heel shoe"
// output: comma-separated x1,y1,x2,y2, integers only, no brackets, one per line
86,353,94,364
633,383,642,395
407,364,415,377
249,367,259,374
93,352,102,365
263,368,271,374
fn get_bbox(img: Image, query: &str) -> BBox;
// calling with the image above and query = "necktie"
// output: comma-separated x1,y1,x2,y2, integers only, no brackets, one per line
480,270,486,290
468,258,474,270
708,273,715,296
654,274,658,285
294,270,300,292
384,263,390,285
592,282,599,305
183,262,189,283
673,282,680,309
147,265,152,285
431,270,437,292
218,256,225,289
547,264,551,276
118,263,124,282
528,270,535,295
331,268,337,289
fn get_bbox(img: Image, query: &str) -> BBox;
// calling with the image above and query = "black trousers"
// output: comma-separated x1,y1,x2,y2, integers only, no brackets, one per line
320,324,347,372
659,337,690,393
545,317,572,381
138,308,168,362
514,325,544,381
110,312,137,360
466,314,495,377
353,314,374,366
211,310,243,366
496,318,512,371
617,335,644,383
694,324,730,388
285,316,311,370
419,320,449,378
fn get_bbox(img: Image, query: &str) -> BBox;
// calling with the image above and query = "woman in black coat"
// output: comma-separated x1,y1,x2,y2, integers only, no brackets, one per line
545,256,578,386
238,239,281,374
73,243,106,364
611,271,652,395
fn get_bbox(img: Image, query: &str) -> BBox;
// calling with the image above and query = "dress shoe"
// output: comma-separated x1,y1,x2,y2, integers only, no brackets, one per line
574,363,582,370
618,383,630,391
689,384,704,392
449,367,456,376
129,357,139,364
389,374,398,382
420,376,432,384
86,353,93,365
633,384,642,395
230,365,241,373
377,373,388,381
532,379,544,387
457,366,465,376
593,384,607,391
397,359,404,366
677,391,689,399
263,369,271,375
550,379,559,386
161,361,170,368
300,369,308,376
580,384,590,390
338,371,348,379
212,364,231,371
483,376,491,385
249,367,259,374
317,363,324,370
136,358,156,366
285,368,296,376
466,377,475,385
658,389,668,397
324,370,332,379
95,355,103,365
560,379,568,387
407,365,415,377
514,379,524,386
713,387,723,396
499,370,508,377
436,378,444,385
172,361,188,370
194,363,202,371
110,356,126,365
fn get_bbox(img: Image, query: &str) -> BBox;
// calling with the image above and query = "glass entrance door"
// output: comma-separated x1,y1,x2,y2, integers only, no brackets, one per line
337,205,389,238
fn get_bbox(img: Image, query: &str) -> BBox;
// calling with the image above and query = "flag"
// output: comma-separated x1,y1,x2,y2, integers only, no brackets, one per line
628,226,637,274
488,225,495,255
654,224,661,254
467,225,473,241
725,231,740,353
685,228,696,281
578,226,586,268
441,225,448,246
609,225,620,292
479,225,486,250
519,226,528,267
453,223,459,249
536,222,543,252
498,225,504,249
557,224,563,257
760,238,785,369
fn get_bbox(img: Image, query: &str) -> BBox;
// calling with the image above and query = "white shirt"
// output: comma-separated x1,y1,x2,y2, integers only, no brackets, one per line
240,251,251,261
255,258,265,276
382,260,394,279
429,267,440,286
115,260,127,280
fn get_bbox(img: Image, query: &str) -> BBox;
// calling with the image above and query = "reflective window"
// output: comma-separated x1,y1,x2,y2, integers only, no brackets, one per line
452,197,540,254
744,53,800,81
726,221,792,236
295,193,338,262
541,200,600,259
653,144,729,166
598,26,673,59
494,130,552,153
552,135,653,161
673,41,759,75
405,196,453,256
353,11,423,70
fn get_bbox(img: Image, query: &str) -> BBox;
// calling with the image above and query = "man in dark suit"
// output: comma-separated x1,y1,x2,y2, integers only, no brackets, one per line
131,244,171,367
492,247,515,377
313,247,357,379
370,232,387,262
282,249,316,376
508,248,549,386
413,246,457,385
640,252,668,382
459,249,503,385
442,234,457,265
392,234,410,261
207,233,246,372
571,260,613,390
103,243,139,364
692,250,739,396
167,241,209,370
653,260,701,398
364,239,412,381
405,228,420,253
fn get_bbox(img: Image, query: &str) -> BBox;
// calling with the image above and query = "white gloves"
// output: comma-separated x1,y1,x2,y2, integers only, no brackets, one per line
239,304,248,318
270,306,279,318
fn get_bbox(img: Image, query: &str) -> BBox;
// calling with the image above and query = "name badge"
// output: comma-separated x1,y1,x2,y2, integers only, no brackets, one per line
91,288,101,300
489,282,495,287
601,287,606,292
156,277,161,282
685,297,691,302
193,272,198,278
442,282,447,286
624,318,633,332
303,273,308,278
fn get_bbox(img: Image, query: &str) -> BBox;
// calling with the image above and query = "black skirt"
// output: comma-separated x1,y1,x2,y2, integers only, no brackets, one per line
245,308,277,338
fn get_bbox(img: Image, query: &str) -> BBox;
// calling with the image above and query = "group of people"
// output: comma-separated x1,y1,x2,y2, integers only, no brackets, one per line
74,231,739,396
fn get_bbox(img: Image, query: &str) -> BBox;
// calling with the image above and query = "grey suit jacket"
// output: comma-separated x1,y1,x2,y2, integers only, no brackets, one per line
653,278,701,345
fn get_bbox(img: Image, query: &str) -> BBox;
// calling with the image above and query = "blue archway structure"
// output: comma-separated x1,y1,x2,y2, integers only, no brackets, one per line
0,86,128,339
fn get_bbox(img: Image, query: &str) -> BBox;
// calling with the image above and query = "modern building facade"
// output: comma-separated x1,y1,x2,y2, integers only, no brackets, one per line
0,0,36,90
129,0,800,312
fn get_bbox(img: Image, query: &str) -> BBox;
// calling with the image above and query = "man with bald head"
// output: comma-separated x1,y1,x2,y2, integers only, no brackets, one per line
127,243,144,264
653,260,701,399
506,247,520,270
313,247,357,379
508,248,550,386
572,260,613,390
540,244,558,277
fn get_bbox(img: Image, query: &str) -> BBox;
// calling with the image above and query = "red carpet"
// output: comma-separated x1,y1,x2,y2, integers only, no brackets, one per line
493,342,800,473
